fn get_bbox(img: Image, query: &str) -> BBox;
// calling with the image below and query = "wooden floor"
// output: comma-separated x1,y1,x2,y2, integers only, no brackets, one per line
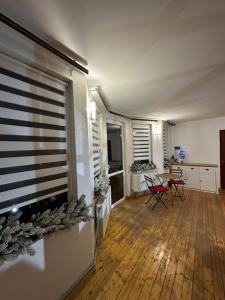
70,190,225,300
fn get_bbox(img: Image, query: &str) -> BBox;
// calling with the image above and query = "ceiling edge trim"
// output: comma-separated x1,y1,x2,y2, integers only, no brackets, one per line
94,87,158,122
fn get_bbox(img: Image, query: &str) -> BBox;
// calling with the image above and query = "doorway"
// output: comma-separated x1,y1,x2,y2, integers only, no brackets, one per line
220,130,225,189
107,122,125,206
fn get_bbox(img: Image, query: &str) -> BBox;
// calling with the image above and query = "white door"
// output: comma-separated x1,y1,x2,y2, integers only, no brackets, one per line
107,121,125,206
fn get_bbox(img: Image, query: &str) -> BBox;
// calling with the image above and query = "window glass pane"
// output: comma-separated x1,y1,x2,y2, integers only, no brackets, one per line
107,124,123,174
110,173,124,204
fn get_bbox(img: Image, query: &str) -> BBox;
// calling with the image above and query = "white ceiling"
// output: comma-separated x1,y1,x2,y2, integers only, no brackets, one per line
1,0,225,121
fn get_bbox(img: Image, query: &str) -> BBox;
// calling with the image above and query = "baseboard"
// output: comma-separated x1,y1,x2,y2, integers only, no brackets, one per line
218,187,225,194
182,187,217,194
111,196,125,208
127,191,150,198
60,259,96,300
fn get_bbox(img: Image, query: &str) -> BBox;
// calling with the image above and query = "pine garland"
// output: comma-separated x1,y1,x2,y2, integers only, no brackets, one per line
0,195,92,266
94,170,110,203
132,161,156,173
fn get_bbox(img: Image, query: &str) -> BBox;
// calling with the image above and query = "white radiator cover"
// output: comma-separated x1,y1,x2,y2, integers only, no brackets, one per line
96,187,111,245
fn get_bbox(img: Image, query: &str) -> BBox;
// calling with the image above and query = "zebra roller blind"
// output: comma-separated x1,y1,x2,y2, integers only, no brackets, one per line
162,122,169,159
132,123,152,161
92,114,101,178
0,58,68,214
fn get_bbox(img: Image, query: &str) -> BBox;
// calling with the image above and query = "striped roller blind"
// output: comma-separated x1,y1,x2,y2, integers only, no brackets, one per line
162,123,169,159
92,115,101,178
0,60,68,214
132,124,152,161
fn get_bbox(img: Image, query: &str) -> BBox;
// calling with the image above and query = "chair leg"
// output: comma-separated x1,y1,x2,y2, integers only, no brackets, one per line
172,191,175,206
152,192,168,210
177,186,183,201
152,198,160,210
160,195,168,209
176,185,185,201
182,185,185,200
151,192,160,210
145,193,153,204
172,184,185,204
171,184,176,206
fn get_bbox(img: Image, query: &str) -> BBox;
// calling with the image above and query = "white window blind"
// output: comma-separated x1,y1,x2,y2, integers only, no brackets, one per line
162,122,169,159
91,115,101,178
132,123,152,162
0,58,69,214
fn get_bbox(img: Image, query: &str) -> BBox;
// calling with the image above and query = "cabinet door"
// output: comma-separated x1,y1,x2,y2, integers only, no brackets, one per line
132,174,141,192
185,167,200,189
200,169,216,192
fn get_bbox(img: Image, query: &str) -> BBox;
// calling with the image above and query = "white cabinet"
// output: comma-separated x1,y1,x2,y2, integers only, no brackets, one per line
132,164,218,194
96,187,112,246
185,167,200,190
173,164,217,193
200,167,216,192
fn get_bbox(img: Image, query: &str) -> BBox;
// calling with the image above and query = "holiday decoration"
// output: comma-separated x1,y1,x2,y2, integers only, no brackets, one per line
163,158,173,169
132,161,156,173
172,146,186,164
179,150,186,162
0,195,92,266
94,170,110,203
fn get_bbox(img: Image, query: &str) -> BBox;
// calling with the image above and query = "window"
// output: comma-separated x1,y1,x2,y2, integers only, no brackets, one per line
0,57,69,214
132,123,152,162
91,113,101,178
162,122,170,160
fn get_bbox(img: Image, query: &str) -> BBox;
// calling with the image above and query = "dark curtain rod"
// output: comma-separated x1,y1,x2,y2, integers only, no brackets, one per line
0,13,88,74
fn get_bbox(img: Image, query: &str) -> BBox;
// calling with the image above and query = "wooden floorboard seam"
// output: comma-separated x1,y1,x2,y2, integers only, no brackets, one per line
68,190,225,300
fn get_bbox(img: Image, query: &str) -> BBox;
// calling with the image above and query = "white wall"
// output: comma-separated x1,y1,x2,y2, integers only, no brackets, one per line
123,119,133,196
152,121,164,172
171,116,225,187
0,24,95,300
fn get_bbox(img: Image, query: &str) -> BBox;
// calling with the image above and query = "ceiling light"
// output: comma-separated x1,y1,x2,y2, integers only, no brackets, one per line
88,100,97,121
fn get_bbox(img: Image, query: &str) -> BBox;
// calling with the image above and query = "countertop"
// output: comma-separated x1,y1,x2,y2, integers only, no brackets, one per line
173,162,218,168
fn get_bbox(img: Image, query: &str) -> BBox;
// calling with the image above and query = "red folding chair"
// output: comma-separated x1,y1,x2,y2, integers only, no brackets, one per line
144,175,168,210
170,169,185,206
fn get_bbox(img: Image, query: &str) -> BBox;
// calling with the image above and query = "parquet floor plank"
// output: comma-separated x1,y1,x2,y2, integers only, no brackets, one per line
69,190,225,300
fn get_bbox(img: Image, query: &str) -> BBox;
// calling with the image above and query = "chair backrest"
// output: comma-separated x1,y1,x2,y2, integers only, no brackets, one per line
144,175,154,187
170,168,183,177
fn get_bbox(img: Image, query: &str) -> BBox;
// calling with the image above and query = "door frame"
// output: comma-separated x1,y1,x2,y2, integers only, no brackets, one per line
106,118,126,207
220,130,225,189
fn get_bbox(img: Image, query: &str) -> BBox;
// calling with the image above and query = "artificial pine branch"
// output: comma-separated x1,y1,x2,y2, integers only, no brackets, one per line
94,170,110,203
0,195,92,266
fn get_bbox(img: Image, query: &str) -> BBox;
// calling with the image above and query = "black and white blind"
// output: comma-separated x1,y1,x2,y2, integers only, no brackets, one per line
91,114,101,178
132,123,152,162
162,122,169,159
0,60,68,214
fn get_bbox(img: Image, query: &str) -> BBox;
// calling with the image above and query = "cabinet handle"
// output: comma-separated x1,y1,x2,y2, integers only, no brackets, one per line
191,167,194,170
205,168,209,171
